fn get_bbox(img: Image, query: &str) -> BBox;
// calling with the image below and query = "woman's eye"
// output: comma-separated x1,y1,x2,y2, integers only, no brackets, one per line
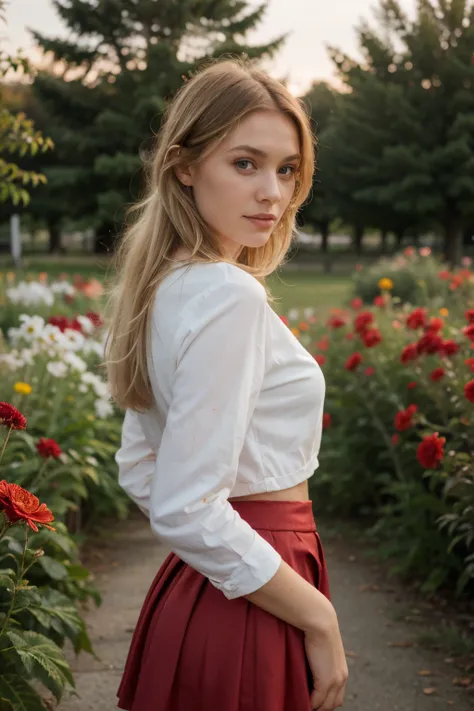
234,160,297,177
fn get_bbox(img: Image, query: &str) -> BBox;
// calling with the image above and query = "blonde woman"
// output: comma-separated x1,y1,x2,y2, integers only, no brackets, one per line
105,57,348,711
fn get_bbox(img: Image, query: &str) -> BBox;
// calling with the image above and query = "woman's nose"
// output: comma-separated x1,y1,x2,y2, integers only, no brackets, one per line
256,173,282,203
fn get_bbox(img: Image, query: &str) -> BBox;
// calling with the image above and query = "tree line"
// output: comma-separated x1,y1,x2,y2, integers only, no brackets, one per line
1,0,474,265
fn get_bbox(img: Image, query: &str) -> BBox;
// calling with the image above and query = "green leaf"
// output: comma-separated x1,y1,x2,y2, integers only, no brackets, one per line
37,556,68,581
0,574,15,594
0,674,48,710
12,586,40,614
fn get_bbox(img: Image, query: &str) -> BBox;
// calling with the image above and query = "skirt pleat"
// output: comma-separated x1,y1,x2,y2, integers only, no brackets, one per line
117,500,331,711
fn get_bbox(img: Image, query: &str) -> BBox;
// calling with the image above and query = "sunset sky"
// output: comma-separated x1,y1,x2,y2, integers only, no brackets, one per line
5,0,416,94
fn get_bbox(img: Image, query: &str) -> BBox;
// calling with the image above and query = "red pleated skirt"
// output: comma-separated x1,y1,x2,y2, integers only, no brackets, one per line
117,500,331,711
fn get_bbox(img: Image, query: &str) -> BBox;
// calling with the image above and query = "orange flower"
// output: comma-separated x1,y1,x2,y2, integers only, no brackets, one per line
0,481,55,532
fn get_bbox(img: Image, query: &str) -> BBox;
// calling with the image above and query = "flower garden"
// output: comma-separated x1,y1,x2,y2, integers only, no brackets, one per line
0,249,473,708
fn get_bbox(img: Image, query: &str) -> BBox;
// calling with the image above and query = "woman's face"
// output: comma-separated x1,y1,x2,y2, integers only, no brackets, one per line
176,110,301,259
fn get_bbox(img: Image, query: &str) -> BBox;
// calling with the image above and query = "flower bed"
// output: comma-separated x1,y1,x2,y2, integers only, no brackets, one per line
0,271,127,709
285,252,474,597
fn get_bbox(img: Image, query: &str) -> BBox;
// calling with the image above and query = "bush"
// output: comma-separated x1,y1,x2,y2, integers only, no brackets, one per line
352,247,474,308
283,262,474,597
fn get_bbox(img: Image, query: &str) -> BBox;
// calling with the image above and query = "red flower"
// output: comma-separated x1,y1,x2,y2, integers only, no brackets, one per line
417,332,444,355
392,434,400,445
85,311,103,328
365,366,375,376
394,404,418,432
425,317,444,333
417,433,445,469
351,297,363,310
463,324,474,341
280,315,289,326
345,332,355,340
438,270,451,280
430,367,445,382
322,413,332,429
327,315,346,329
406,308,427,330
407,381,417,389
465,357,474,372
0,480,55,532
465,309,474,324
0,403,27,430
373,295,386,308
316,336,329,351
401,344,418,364
442,340,459,357
354,311,374,333
36,437,62,459
345,352,362,371
314,354,326,366
362,328,382,348
464,379,474,403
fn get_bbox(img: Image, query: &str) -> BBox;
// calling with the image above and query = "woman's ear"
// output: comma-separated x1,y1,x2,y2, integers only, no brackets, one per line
174,162,194,188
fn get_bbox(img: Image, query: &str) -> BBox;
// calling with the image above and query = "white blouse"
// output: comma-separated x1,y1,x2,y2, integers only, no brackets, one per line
115,261,325,600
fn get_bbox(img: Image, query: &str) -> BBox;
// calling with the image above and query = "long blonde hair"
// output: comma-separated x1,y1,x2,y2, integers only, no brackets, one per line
103,56,316,412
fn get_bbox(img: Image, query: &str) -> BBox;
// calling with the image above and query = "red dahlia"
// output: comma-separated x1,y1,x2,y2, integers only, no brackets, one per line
327,315,346,329
354,311,374,333
362,328,382,348
0,480,55,532
36,437,62,459
0,403,27,430
314,354,326,366
345,352,362,371
465,309,474,324
465,379,474,403
430,367,445,382
417,433,445,469
394,404,418,432
416,332,444,355
401,344,418,364
406,308,427,330
373,295,386,308
463,324,474,341
322,413,332,429
442,340,459,356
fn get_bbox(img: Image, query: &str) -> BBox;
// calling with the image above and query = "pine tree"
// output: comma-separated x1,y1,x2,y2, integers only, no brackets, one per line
327,0,474,265
30,0,285,252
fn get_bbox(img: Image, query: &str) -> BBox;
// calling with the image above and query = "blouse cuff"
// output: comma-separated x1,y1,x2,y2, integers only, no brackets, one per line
210,531,282,600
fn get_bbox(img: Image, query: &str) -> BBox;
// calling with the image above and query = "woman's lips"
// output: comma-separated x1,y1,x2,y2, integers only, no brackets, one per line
244,216,276,229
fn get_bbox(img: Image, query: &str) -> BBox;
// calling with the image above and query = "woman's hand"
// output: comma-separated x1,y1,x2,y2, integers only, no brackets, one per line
304,612,348,710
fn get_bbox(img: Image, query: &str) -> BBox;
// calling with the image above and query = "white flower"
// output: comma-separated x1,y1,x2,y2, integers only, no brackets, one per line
39,324,66,348
63,352,87,372
19,348,35,365
47,361,68,378
50,281,75,296
303,308,314,319
288,308,299,321
18,314,45,336
79,384,88,393
62,329,85,351
82,340,104,358
76,315,95,335
0,353,20,370
95,399,114,418
81,371,110,399
7,282,54,307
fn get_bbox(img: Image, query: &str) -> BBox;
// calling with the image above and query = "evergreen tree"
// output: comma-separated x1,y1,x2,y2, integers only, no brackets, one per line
30,0,285,252
327,0,474,265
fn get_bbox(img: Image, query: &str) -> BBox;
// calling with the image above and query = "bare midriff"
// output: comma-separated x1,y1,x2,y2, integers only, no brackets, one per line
228,479,310,503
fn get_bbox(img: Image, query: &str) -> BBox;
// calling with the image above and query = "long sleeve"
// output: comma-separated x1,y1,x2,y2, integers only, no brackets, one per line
115,409,156,518
146,276,282,600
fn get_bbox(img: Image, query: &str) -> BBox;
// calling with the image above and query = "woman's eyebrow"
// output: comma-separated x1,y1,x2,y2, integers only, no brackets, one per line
227,144,301,161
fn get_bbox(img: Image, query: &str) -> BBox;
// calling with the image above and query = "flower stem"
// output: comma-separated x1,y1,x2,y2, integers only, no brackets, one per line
0,426,13,462
0,526,29,637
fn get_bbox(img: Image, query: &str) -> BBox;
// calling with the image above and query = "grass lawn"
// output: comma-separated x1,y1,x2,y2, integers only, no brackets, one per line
1,254,352,316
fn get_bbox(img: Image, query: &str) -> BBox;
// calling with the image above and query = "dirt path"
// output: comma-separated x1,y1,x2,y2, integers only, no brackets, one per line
58,512,473,710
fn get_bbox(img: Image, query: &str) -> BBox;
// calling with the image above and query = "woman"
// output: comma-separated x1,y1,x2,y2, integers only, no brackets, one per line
104,57,348,711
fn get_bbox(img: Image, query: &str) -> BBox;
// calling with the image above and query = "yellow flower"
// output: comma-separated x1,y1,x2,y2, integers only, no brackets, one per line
14,382,32,395
378,277,393,291
87,414,95,422
66,395,74,402
439,308,449,317
291,327,300,338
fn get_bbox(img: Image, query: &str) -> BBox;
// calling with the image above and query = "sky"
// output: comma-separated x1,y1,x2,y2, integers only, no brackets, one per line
4,0,416,94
